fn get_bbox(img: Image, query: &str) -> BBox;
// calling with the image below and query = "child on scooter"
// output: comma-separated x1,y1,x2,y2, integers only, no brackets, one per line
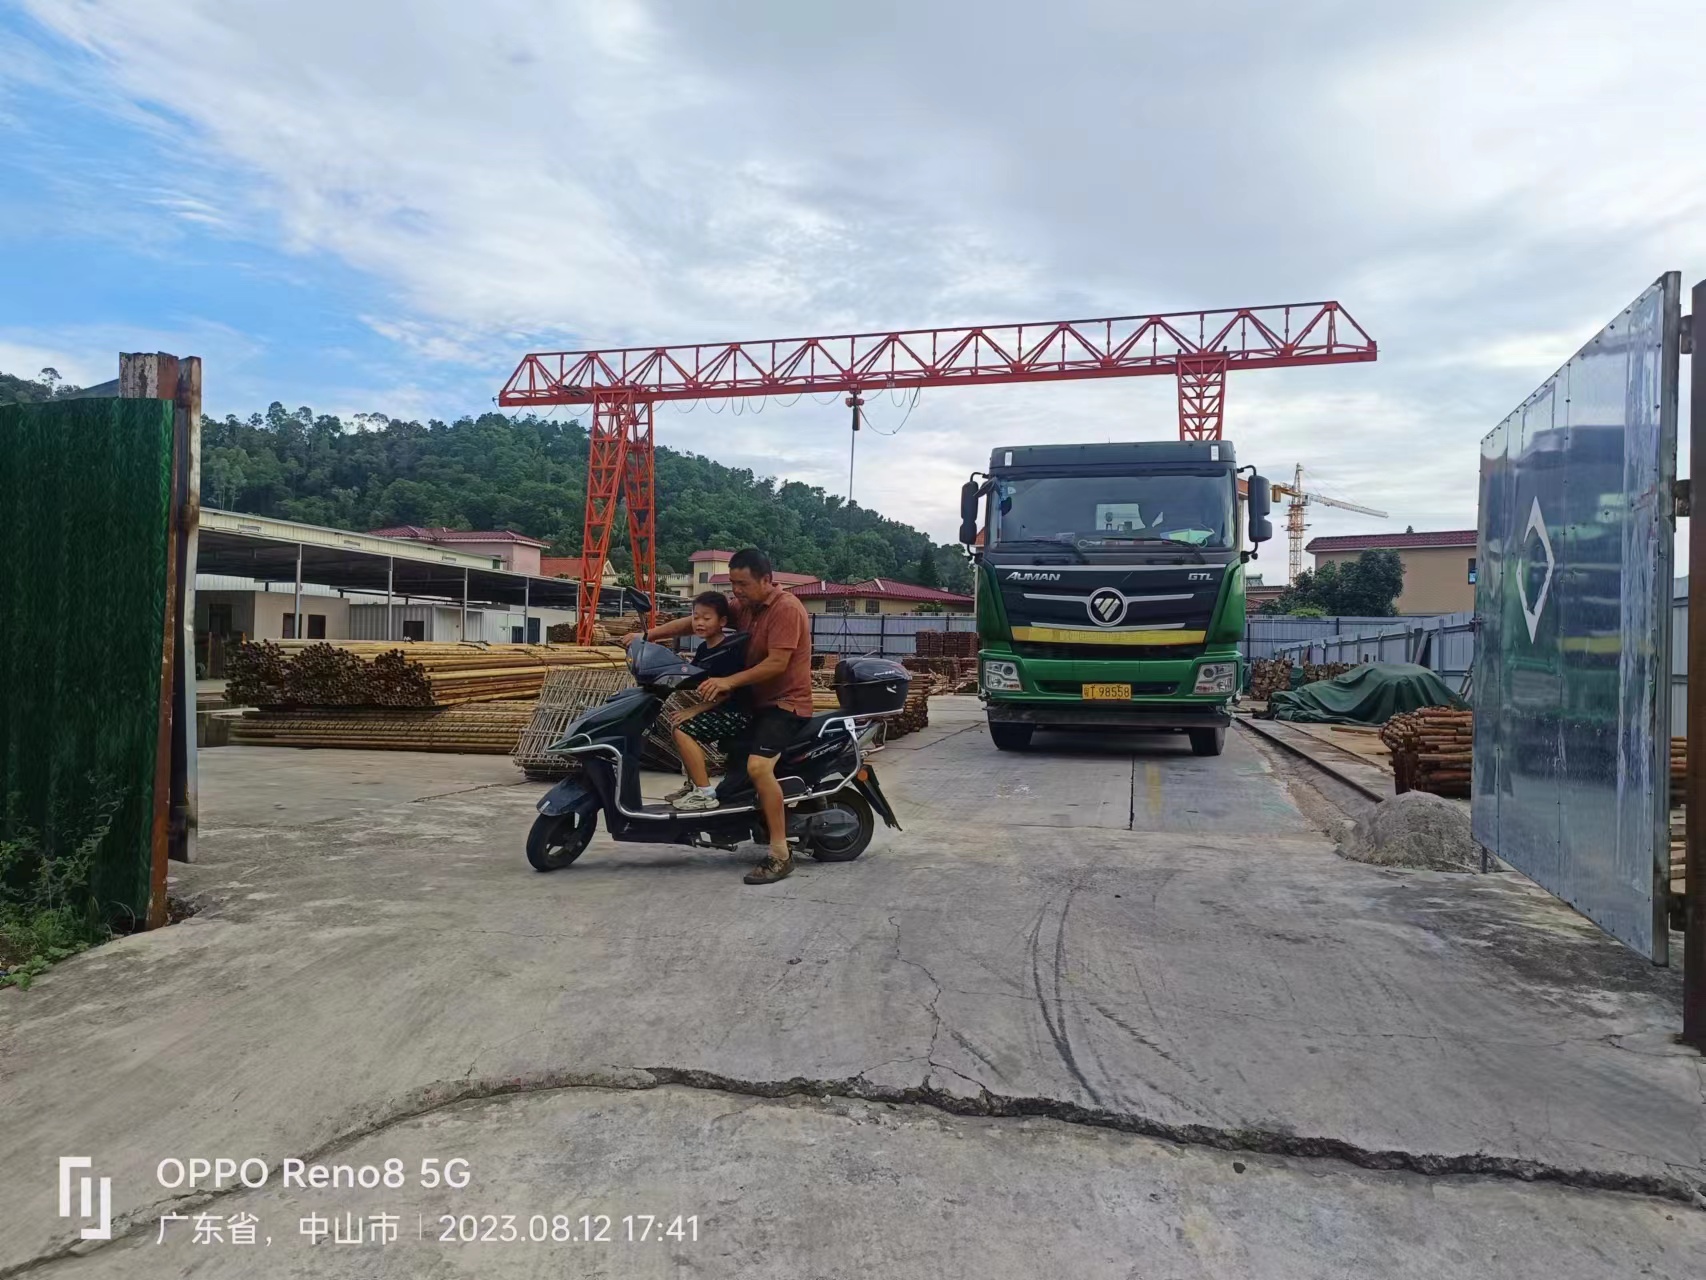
665,592,752,810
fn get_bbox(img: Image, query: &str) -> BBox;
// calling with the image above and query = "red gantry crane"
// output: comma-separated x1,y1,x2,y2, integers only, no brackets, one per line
499,302,1377,641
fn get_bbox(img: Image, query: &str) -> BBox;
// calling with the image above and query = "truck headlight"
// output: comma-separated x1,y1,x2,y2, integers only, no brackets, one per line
1193,662,1237,695
982,659,1022,692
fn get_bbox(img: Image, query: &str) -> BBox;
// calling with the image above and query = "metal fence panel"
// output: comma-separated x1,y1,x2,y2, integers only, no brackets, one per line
1243,615,1429,660
1253,613,1475,692
1472,273,1680,962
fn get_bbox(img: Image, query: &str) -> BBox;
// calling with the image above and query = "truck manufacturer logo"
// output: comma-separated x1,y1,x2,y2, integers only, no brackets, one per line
1006,571,1062,582
1086,587,1126,627
1188,572,1212,582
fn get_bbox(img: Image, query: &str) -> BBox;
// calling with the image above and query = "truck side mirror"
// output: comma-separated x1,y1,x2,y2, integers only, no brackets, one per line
958,480,981,545
1248,476,1274,545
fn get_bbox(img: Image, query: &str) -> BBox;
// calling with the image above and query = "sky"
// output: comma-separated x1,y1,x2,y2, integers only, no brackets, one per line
2,0,1701,574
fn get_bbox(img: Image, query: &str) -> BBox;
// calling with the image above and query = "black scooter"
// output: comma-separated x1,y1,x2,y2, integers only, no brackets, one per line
526,639,907,871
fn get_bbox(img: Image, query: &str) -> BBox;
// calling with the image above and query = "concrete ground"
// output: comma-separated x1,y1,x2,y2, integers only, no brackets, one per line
1,697,1702,1279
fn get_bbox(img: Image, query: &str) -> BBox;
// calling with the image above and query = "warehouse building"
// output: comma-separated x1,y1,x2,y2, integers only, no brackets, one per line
194,510,589,674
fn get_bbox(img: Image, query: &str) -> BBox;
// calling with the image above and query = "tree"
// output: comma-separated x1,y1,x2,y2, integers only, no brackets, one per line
916,545,941,588
1262,550,1405,617
0,368,82,405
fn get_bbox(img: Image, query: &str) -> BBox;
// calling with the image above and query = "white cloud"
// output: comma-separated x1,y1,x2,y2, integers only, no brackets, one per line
14,0,1706,575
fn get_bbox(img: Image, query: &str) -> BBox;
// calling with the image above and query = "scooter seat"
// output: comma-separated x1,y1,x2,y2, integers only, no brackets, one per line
786,711,849,748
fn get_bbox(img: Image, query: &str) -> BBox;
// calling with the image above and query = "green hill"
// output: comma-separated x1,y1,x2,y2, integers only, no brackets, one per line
2,371,969,590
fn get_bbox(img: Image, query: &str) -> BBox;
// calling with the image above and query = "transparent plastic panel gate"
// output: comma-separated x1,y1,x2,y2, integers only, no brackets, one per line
1472,274,1680,961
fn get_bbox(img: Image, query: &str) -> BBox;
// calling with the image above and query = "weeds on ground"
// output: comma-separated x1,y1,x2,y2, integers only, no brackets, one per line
0,788,121,990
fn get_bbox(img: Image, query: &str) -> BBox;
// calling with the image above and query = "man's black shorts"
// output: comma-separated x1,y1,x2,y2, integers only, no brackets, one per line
735,706,811,758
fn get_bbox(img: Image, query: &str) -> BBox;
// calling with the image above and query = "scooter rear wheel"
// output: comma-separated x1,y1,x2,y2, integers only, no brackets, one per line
808,791,875,863
527,809,598,871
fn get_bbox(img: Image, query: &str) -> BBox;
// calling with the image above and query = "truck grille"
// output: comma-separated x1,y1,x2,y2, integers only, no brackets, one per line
1014,640,1207,661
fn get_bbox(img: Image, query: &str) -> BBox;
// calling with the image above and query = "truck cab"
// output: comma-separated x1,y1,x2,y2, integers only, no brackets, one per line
958,440,1274,754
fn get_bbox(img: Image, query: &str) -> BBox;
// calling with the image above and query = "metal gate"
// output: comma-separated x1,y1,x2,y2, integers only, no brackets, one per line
1472,274,1681,962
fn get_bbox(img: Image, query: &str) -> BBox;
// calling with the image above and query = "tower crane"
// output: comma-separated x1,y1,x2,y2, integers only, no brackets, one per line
1269,463,1388,583
500,301,1378,641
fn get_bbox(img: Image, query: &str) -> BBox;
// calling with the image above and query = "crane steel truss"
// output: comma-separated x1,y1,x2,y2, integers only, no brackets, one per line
500,302,1377,641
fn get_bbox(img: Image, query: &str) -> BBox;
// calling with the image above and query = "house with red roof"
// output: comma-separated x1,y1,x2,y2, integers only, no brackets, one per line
1305,529,1478,615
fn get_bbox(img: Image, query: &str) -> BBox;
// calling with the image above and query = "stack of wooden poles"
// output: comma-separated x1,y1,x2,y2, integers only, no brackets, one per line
229,641,626,708
229,703,537,754
1380,707,1474,798
224,640,626,755
1249,658,1291,700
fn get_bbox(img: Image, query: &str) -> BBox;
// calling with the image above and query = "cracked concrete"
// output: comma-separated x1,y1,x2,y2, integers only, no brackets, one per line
1,699,1702,1277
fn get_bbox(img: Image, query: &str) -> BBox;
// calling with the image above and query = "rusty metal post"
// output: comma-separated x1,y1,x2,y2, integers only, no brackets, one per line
119,352,182,927
170,358,200,866
1684,283,1705,1049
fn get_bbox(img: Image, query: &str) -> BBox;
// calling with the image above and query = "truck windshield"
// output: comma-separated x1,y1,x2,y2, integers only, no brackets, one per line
989,472,1235,549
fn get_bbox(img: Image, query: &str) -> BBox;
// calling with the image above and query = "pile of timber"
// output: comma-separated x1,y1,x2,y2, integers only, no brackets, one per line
903,656,978,693
1380,707,1474,798
890,685,931,737
1249,658,1291,700
915,630,978,659
227,641,625,708
1304,661,1354,685
228,703,534,754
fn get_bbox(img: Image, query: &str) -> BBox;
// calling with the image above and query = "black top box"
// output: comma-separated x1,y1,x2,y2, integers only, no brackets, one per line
834,657,911,716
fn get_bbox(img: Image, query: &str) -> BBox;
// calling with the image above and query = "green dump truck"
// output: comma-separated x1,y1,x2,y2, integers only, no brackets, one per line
957,440,1275,755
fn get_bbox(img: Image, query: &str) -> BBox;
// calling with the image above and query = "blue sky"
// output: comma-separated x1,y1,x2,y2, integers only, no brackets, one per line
2,0,1701,563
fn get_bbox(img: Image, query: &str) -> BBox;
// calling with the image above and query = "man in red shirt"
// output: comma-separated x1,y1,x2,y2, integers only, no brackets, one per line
643,548,814,884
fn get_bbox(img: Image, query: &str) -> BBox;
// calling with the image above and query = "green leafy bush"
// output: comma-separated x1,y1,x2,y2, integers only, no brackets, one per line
0,788,122,990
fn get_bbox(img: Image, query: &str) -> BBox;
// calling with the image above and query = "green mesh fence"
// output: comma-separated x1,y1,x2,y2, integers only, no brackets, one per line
0,398,175,923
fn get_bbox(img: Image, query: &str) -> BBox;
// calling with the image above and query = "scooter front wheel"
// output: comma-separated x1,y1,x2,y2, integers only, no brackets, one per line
527,809,598,872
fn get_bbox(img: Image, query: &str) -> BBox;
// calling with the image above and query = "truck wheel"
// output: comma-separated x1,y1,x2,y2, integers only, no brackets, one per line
989,720,1034,752
1188,727,1225,757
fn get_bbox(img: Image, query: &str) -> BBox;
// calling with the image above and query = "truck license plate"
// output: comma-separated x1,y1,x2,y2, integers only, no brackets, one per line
1082,683,1131,700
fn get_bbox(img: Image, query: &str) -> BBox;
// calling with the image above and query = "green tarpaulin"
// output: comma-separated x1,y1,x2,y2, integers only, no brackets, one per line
1267,663,1466,725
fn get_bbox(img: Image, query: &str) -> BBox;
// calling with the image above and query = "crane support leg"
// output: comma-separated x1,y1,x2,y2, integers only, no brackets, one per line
577,394,632,643
621,399,658,634
1176,354,1229,441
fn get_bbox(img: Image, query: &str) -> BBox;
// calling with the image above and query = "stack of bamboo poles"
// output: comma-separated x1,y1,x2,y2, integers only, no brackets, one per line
229,703,535,754
229,641,626,708
1380,707,1474,798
